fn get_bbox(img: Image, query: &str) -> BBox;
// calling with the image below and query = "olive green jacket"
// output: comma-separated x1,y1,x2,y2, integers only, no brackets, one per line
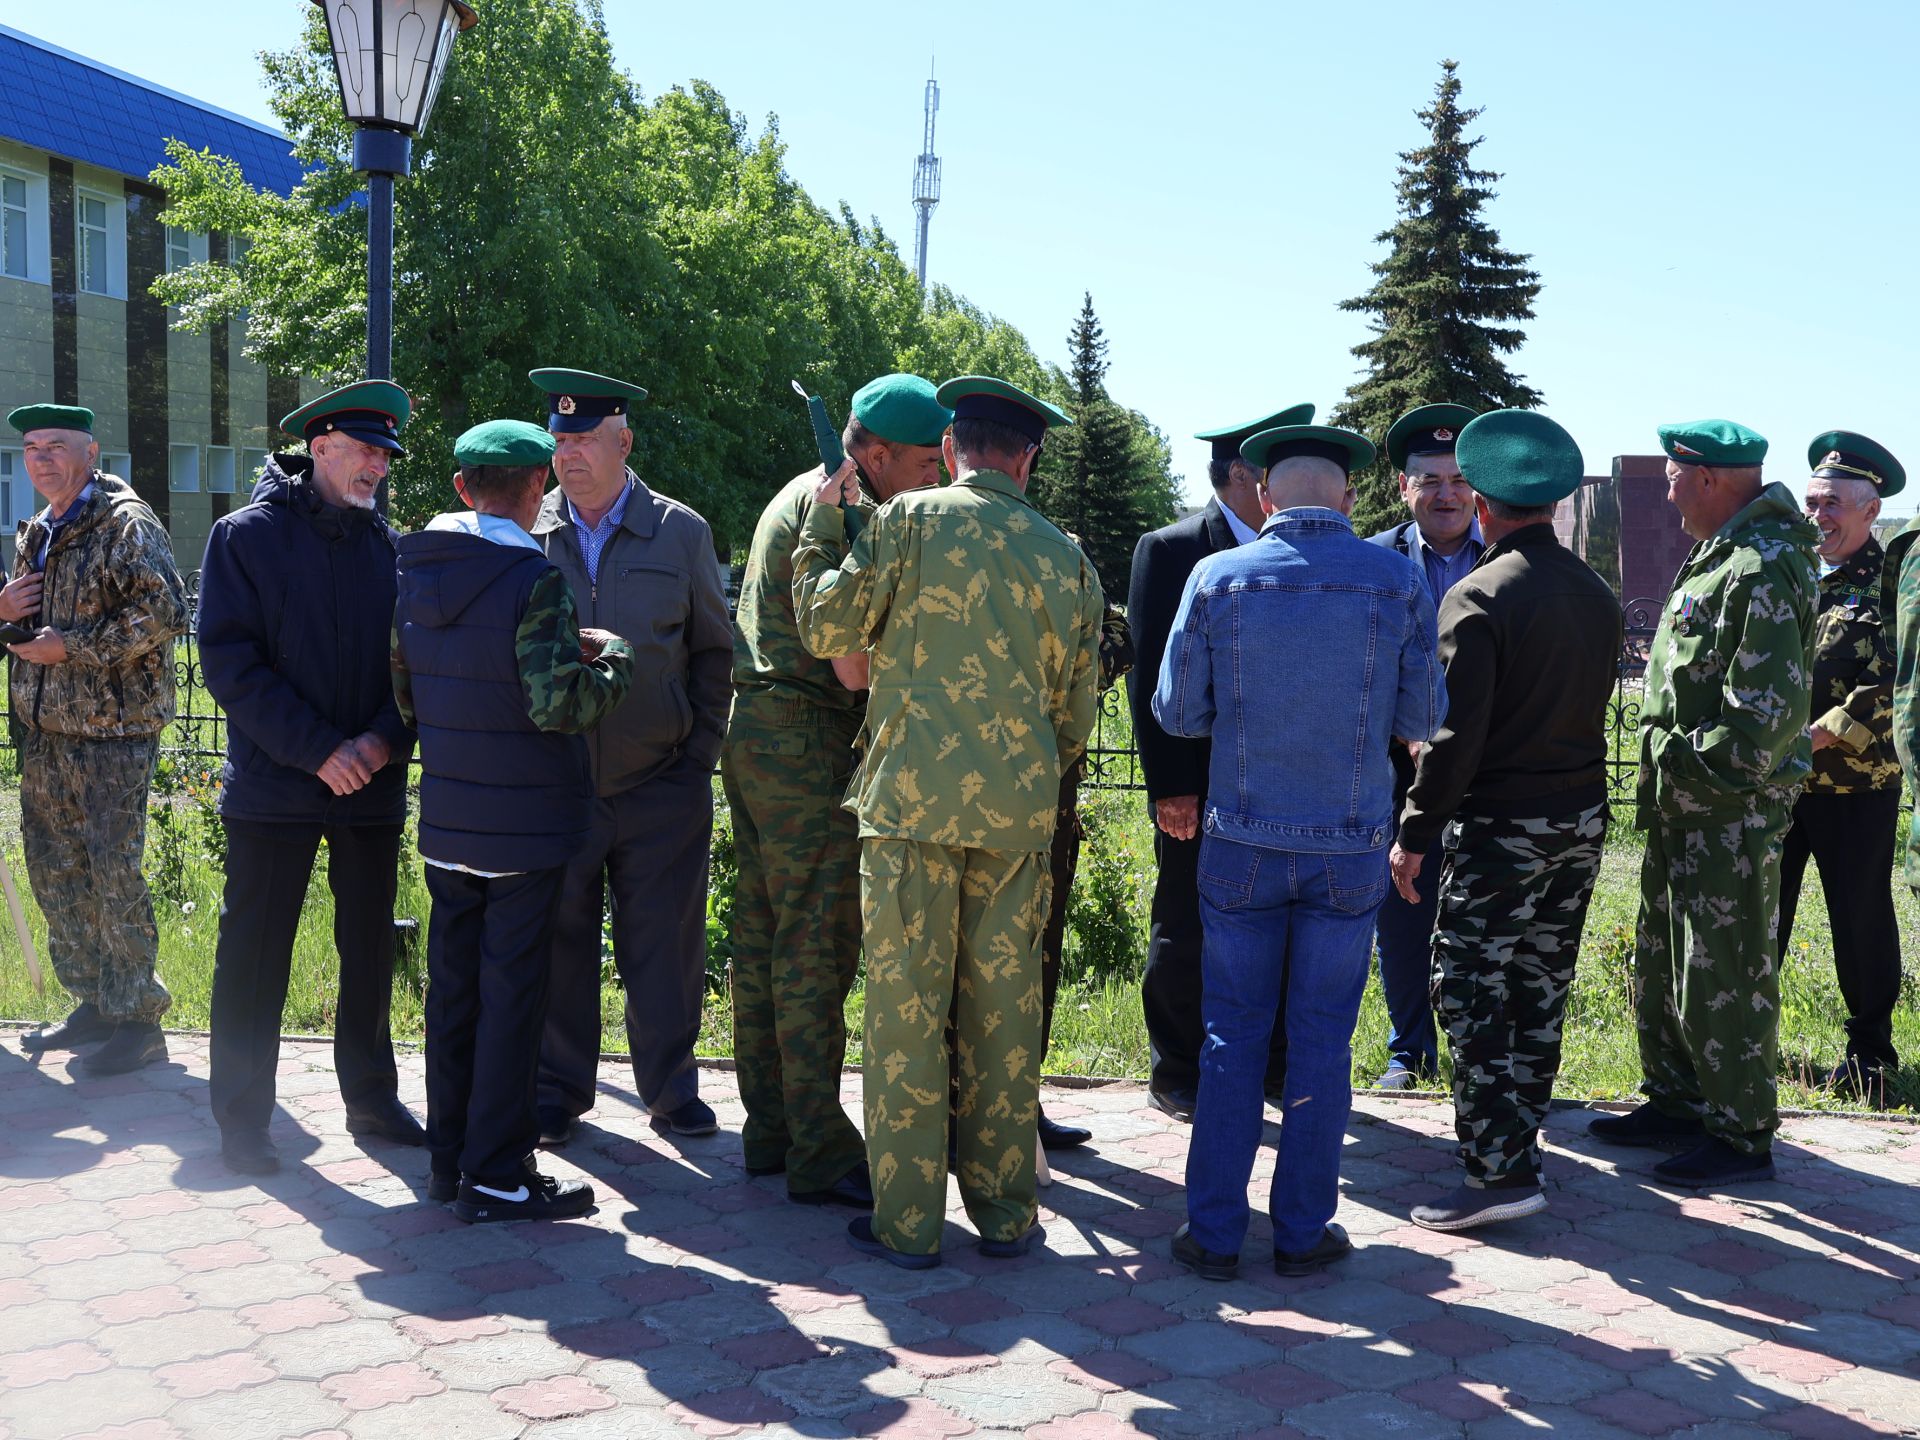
1634,482,1819,830
792,468,1104,852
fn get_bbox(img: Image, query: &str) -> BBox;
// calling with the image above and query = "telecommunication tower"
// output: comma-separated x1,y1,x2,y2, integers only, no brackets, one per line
912,64,941,290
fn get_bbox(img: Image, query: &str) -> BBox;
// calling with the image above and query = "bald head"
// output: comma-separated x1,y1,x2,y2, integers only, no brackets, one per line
1264,455,1352,515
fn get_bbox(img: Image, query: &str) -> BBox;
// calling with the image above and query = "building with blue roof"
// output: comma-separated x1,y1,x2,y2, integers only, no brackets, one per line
0,23,320,566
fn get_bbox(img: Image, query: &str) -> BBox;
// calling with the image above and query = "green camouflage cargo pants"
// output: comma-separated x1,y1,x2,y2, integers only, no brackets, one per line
721,698,867,1191
1433,803,1608,1187
862,837,1049,1255
1634,813,1787,1154
18,730,169,1023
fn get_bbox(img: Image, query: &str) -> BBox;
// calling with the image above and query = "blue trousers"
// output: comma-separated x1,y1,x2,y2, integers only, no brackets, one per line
1186,836,1385,1257
1374,822,1443,1074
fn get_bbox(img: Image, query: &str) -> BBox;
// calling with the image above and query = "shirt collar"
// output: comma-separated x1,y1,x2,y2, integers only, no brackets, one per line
1406,514,1482,566
565,477,634,532
44,480,96,527
424,509,544,552
1222,504,1261,546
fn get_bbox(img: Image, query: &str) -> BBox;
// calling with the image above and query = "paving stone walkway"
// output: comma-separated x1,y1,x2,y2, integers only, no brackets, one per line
2,1029,1917,1438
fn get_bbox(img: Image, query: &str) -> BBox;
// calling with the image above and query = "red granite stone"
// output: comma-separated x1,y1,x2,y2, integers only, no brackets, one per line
321,1360,445,1410
1224,1360,1345,1409
27,1231,127,1266
1397,1376,1509,1422
1392,1316,1510,1358
1559,1326,1672,1372
2,1340,110,1389
152,1350,278,1399
1728,1341,1853,1386
713,1329,827,1370
1047,1350,1170,1393
237,1293,352,1334
87,1283,194,1326
1579,1388,1706,1436
1066,1296,1180,1336
1540,1277,1651,1316
666,1386,797,1436
491,1374,616,1421
396,1313,508,1346
908,1287,1019,1328
843,1397,977,1438
602,1266,712,1306
453,1258,562,1295
171,1240,272,1273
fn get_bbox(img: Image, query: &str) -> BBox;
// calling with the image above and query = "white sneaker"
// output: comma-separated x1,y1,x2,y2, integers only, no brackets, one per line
1376,1065,1417,1090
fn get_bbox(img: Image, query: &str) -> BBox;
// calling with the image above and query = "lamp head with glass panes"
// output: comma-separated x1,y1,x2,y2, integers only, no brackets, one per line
309,0,478,137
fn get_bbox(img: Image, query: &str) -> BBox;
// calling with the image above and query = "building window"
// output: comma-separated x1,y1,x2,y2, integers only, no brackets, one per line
167,225,191,272
0,450,29,529
77,193,111,294
169,444,200,493
1,173,26,279
206,446,235,494
240,448,269,489
228,234,250,267
99,452,133,485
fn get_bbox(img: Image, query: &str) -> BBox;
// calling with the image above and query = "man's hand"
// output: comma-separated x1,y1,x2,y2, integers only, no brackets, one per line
1389,842,1424,904
1155,795,1200,840
1809,724,1837,753
1405,739,1424,764
831,653,870,692
350,732,392,773
316,738,375,797
579,627,620,663
7,627,66,665
811,458,860,507
0,573,42,623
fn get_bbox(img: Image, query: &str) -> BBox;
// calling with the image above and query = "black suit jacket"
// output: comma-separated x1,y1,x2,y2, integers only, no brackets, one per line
1127,498,1239,803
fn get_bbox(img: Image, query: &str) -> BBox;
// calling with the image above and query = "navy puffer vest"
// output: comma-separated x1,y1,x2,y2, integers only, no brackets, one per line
395,530,592,873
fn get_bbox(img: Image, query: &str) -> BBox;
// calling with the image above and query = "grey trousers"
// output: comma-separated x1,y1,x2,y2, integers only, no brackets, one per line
536,759,712,1118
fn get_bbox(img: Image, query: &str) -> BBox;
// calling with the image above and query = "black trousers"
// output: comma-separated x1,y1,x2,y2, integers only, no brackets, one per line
207,820,402,1135
424,864,567,1183
538,760,712,1120
1140,826,1286,1095
1776,787,1903,1071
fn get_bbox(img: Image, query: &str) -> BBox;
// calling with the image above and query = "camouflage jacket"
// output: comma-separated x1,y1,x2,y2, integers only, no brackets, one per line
1882,519,1920,883
1805,537,1898,792
8,472,189,740
732,471,875,713
792,468,1105,852
1635,482,1818,829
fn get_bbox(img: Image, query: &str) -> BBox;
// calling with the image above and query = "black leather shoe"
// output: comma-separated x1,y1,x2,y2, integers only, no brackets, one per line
1149,1088,1197,1123
426,1171,460,1203
846,1215,940,1269
345,1095,427,1147
220,1128,280,1177
20,1002,114,1053
537,1107,577,1148
1275,1223,1353,1277
1652,1139,1774,1188
791,1163,873,1208
979,1224,1045,1259
453,1167,594,1223
1172,1222,1239,1281
1038,1109,1092,1151
1586,1102,1705,1148
75,1023,166,1077
649,1098,719,1138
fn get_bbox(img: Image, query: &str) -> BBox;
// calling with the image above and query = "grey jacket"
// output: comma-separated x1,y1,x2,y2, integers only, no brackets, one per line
532,473,731,795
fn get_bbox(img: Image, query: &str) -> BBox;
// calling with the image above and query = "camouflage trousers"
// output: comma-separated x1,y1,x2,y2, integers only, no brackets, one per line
1432,803,1608,1188
721,699,867,1191
1634,813,1787,1155
18,730,170,1024
862,837,1050,1255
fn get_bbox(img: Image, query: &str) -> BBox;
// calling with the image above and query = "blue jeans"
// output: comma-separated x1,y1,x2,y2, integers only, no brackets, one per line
1186,835,1385,1257
1373,823,1443,1075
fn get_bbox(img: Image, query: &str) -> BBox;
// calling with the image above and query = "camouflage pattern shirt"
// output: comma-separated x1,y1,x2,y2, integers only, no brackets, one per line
8,472,189,740
1881,519,1920,883
732,472,874,710
1635,482,1819,830
1805,537,1898,792
792,468,1105,852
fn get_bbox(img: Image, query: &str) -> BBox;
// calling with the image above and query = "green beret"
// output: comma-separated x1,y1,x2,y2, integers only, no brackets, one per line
529,367,648,434
851,373,951,447
1657,419,1767,468
1385,403,1479,472
936,375,1071,445
454,419,556,468
1455,410,1584,507
281,380,411,455
1241,423,1376,476
1807,430,1905,501
1195,404,1315,462
7,403,94,437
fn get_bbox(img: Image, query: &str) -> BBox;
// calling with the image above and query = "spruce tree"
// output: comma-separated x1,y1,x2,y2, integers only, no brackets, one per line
1332,59,1544,535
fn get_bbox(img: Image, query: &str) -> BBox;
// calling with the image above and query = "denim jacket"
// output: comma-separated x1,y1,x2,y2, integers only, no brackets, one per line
1152,507,1446,853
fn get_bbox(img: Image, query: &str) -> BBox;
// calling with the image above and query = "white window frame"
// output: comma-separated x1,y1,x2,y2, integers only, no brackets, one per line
72,186,126,299
168,443,200,494
0,163,50,285
76,191,110,294
1,171,27,280
99,451,133,486
0,448,30,530
239,447,269,490
165,224,207,273
206,445,235,494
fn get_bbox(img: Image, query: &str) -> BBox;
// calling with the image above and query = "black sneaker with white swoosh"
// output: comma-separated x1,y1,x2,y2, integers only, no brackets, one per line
452,1166,595,1224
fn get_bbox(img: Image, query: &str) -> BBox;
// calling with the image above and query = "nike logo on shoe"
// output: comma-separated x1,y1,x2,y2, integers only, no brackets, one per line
473,1184,530,1202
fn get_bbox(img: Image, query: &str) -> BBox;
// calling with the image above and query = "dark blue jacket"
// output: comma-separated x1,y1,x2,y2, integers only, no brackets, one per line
198,457,413,825
394,530,592,874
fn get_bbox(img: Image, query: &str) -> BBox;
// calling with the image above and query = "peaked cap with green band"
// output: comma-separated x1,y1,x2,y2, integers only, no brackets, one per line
1657,418,1767,468
1807,429,1904,500
454,419,555,469
529,367,648,434
1194,403,1315,462
851,373,951,447
1385,402,1479,472
936,375,1071,445
1240,423,1376,476
1455,409,1584,507
7,403,94,436
280,380,411,454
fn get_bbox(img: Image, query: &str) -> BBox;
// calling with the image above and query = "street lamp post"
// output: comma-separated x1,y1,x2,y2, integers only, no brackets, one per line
310,0,477,381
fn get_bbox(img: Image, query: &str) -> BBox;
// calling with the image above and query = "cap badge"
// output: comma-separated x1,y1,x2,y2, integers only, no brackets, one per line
1433,427,1453,442
1821,451,1843,468
558,395,577,415
1672,441,1703,457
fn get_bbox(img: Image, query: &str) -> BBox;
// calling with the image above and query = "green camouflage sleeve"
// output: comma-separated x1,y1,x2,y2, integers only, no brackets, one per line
1659,553,1814,801
516,568,635,734
792,495,899,659
59,509,189,669
1056,561,1106,769
390,615,414,731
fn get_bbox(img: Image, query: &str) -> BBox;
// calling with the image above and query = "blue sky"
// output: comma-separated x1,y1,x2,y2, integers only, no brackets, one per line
30,1,1920,510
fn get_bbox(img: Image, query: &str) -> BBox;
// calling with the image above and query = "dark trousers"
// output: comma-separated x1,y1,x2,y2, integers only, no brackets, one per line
207,820,402,1134
539,761,711,1120
1374,822,1445,1075
1777,787,1902,1071
1141,825,1286,1096
424,864,567,1183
